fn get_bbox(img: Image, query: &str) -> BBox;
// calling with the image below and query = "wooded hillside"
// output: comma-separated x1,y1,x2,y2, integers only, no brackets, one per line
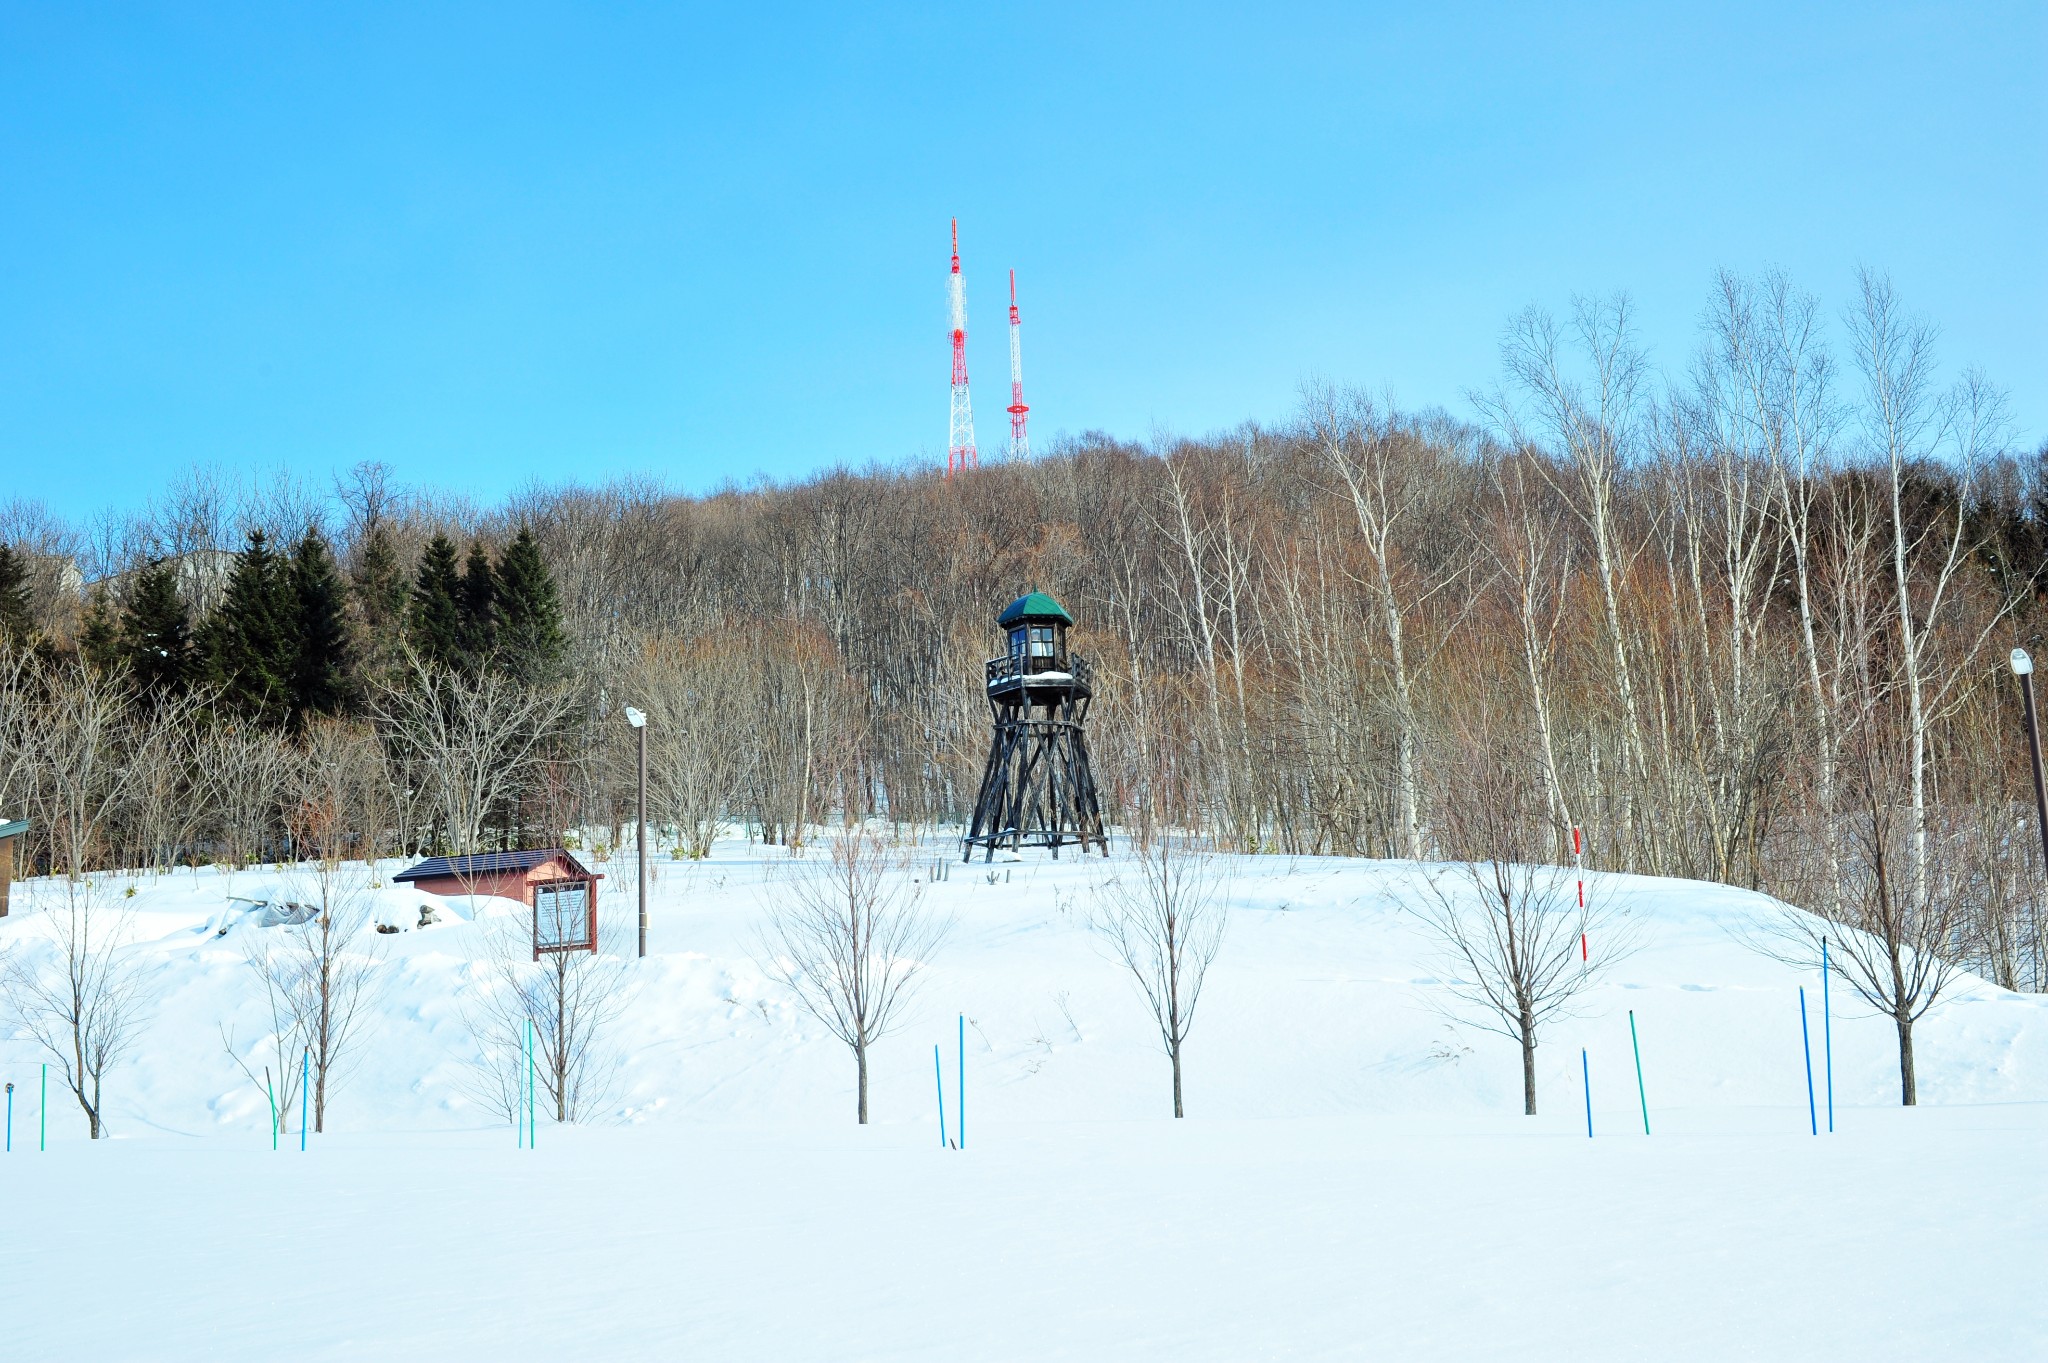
2,270,2044,991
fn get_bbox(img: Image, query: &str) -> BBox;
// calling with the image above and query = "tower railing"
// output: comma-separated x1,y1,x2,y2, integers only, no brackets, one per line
985,652,1092,692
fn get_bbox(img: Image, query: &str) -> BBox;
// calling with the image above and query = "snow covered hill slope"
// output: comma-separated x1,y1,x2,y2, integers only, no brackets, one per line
3,838,2044,1360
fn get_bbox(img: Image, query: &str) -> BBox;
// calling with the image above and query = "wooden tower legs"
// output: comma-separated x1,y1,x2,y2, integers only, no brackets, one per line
964,717,1106,861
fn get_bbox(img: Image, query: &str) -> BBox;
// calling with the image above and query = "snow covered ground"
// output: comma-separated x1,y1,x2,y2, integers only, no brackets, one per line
3,837,2045,1360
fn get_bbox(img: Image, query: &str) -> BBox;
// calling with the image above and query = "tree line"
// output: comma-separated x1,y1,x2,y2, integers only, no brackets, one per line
1,267,2045,1029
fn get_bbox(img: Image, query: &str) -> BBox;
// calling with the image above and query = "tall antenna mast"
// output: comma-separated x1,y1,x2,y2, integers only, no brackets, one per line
1006,269,1030,461
947,218,977,477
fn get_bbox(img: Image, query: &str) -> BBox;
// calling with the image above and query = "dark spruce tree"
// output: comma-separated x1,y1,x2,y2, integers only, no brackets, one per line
289,529,352,728
79,586,122,673
494,527,568,684
120,562,194,697
0,544,34,649
207,529,297,727
407,534,465,671
350,520,410,665
457,539,499,663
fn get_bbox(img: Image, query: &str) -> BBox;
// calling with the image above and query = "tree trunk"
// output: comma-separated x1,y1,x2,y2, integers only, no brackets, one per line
1896,1014,1917,1107
856,1037,869,1124
1171,1041,1184,1119
1520,1019,1538,1116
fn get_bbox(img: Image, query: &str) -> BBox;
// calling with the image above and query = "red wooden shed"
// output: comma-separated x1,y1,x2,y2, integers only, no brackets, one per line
393,849,602,957
0,817,26,918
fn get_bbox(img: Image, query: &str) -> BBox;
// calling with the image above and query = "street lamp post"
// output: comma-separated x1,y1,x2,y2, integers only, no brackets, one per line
624,706,648,959
2010,650,2048,879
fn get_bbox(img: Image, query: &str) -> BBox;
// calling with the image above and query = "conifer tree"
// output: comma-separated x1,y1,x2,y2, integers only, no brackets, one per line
351,521,409,653
494,527,569,684
79,585,121,673
121,562,193,697
458,539,499,662
207,530,297,727
0,543,34,649
407,535,465,671
289,529,352,728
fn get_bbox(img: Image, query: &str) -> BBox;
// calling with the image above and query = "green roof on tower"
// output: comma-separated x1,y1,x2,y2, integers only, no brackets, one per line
996,591,1073,627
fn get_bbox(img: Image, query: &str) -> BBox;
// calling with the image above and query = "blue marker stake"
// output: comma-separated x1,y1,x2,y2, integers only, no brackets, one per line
6,1082,13,1152
1799,987,1817,1136
1581,1049,1593,1138
40,1063,46,1151
957,1014,966,1151
1822,938,1834,1133
300,1050,311,1151
934,1044,948,1148
1628,1011,1650,1136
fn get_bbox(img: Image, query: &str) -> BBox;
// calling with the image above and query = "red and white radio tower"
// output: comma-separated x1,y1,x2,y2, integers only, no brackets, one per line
947,218,977,476
1006,269,1030,461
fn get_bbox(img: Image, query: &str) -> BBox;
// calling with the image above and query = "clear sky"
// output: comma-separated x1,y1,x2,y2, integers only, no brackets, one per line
2,2,2042,520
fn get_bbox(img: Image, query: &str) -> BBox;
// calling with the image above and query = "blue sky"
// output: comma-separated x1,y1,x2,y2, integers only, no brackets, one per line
2,2,2042,520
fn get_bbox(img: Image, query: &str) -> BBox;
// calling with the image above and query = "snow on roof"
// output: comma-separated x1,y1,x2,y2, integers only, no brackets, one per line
393,849,592,883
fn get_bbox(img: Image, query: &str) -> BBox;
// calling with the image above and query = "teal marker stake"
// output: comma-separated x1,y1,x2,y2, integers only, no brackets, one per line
5,1082,13,1152
957,1014,965,1151
518,1025,526,1149
40,1063,46,1151
1628,1011,1650,1135
526,1018,536,1150
934,1044,948,1148
1799,987,1817,1136
1826,941,1843,1129
300,1050,310,1151
1581,1048,1593,1138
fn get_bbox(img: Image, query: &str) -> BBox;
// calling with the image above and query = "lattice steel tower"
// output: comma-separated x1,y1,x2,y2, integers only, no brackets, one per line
947,218,977,476
964,591,1107,860
1006,269,1030,461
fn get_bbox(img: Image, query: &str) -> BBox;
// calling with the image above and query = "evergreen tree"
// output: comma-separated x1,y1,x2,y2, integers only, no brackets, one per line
351,521,410,652
0,543,34,649
79,585,121,673
289,529,352,728
120,562,193,697
407,534,464,670
494,527,569,684
206,530,297,727
458,539,499,662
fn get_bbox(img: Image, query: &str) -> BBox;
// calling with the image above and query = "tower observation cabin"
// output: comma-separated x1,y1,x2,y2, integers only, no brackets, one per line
965,592,1108,860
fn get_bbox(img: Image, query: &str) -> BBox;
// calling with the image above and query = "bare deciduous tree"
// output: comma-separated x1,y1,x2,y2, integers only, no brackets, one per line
462,901,633,1124
1753,710,1969,1105
1411,749,1632,1115
1,874,156,1138
626,635,752,858
263,785,382,1132
1093,837,1230,1118
374,651,575,855
758,830,946,1123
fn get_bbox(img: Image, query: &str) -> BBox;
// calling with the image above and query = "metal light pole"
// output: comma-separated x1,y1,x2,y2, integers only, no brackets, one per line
624,706,648,959
2010,649,2048,877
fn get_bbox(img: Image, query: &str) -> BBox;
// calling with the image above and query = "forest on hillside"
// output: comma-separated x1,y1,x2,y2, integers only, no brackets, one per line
2,269,2046,994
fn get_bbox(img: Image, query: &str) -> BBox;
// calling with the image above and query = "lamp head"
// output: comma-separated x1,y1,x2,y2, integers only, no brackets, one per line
623,706,647,729
2012,649,2034,677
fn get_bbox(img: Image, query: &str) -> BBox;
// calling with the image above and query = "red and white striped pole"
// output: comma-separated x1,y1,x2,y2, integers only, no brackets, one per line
1572,825,1587,962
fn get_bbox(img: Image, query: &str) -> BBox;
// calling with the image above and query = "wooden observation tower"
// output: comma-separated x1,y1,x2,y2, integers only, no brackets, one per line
964,592,1108,860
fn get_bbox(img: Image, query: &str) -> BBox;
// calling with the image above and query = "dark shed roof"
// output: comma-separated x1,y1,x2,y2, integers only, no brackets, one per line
393,849,593,883
997,591,1073,627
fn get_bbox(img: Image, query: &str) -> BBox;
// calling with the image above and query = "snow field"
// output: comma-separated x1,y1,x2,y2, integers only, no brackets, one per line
2,838,2045,1360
